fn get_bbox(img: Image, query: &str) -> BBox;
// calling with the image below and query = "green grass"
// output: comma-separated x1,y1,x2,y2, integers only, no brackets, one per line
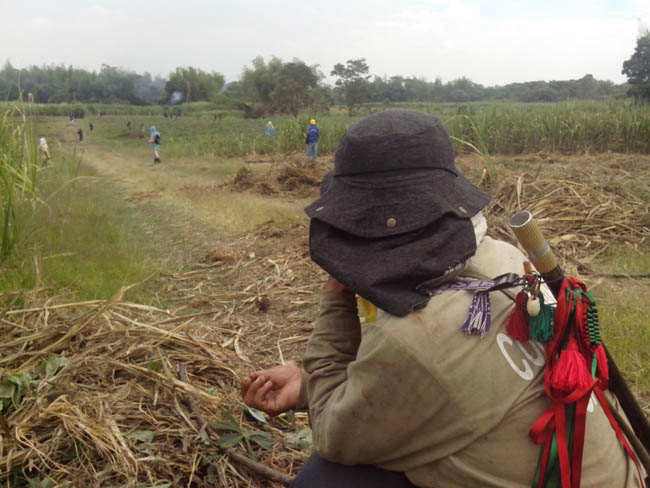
0,105,41,261
605,248,650,275
592,247,650,404
71,112,353,159
595,284,650,401
29,99,650,161
0,148,185,304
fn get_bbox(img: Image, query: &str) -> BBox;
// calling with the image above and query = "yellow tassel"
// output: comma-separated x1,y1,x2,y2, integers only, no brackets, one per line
357,296,378,323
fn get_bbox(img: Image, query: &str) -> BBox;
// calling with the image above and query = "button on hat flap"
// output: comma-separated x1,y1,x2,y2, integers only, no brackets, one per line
386,217,397,228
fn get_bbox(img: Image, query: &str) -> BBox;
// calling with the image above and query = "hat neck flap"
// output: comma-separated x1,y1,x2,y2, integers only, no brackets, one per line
309,214,477,317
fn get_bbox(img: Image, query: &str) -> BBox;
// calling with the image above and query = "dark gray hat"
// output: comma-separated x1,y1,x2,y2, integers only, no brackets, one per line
304,110,492,317
305,110,490,238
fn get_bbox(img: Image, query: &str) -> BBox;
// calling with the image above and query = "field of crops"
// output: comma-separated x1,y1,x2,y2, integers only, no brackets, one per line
16,99,650,161
1,100,649,487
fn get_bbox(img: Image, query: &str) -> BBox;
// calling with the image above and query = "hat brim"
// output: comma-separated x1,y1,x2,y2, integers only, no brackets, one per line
305,169,491,239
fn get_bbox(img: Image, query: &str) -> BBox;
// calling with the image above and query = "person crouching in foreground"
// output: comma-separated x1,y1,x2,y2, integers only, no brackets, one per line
241,110,644,488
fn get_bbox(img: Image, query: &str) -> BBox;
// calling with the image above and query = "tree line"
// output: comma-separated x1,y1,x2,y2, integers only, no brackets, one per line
2,29,648,114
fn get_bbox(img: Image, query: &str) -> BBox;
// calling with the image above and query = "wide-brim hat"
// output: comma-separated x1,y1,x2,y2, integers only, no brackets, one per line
305,110,490,238
304,110,491,316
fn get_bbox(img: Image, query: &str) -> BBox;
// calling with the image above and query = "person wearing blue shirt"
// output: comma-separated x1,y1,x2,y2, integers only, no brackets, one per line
265,121,276,139
148,126,161,164
305,119,319,160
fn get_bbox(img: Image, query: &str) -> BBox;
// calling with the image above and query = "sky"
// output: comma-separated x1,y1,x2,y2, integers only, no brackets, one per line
1,0,649,87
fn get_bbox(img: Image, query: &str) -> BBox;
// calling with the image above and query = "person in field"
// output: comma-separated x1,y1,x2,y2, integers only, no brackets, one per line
39,137,50,162
305,119,319,160
241,110,645,487
148,126,161,164
265,121,276,139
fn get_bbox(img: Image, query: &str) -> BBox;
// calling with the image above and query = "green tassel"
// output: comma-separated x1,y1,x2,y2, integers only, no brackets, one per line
528,294,554,343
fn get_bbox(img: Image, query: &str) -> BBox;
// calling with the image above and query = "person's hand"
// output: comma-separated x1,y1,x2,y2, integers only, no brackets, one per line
240,364,303,416
324,275,347,293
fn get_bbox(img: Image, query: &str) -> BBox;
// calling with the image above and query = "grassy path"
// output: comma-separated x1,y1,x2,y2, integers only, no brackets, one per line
81,143,309,237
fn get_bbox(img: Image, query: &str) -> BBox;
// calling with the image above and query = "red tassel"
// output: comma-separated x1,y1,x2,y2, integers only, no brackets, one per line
595,344,609,385
550,335,592,392
506,291,530,342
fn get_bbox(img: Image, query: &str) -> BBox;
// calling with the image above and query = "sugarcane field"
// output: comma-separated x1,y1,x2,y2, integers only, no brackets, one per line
0,102,648,487
3,11,650,485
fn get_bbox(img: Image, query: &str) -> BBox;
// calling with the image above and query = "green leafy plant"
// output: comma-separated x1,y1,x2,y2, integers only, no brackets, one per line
284,428,312,451
0,372,34,413
214,411,273,459
0,354,68,413
241,402,267,424
127,430,156,444
27,477,54,488
43,353,68,377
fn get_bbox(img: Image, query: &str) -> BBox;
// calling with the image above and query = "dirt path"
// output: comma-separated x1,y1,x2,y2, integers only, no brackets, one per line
77,137,325,400
79,141,324,363
81,144,313,241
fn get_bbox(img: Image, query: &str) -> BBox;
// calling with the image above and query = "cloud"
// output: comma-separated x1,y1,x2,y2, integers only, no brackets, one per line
351,1,636,84
0,0,643,85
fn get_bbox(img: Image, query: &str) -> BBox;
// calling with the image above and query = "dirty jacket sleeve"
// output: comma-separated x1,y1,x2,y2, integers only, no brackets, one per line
303,290,448,469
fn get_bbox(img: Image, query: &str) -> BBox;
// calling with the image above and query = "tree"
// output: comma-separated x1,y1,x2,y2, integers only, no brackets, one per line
270,61,319,115
240,56,283,109
331,59,372,111
622,28,650,101
164,67,224,104
239,57,326,116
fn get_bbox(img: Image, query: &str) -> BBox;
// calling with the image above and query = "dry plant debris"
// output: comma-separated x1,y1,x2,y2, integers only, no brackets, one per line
228,156,329,197
485,159,650,273
1,222,321,487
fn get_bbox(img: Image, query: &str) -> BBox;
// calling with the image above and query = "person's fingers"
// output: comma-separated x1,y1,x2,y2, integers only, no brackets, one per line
244,375,267,402
252,379,274,406
241,372,263,397
242,375,263,405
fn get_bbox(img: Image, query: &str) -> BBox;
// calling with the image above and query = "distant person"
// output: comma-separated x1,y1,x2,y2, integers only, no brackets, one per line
305,119,319,160
126,120,132,129
77,128,84,141
39,137,50,162
140,122,145,132
265,121,276,139
148,126,161,164
89,122,94,132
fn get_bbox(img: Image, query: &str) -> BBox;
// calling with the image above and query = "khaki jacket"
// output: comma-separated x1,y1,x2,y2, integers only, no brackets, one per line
303,237,641,487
